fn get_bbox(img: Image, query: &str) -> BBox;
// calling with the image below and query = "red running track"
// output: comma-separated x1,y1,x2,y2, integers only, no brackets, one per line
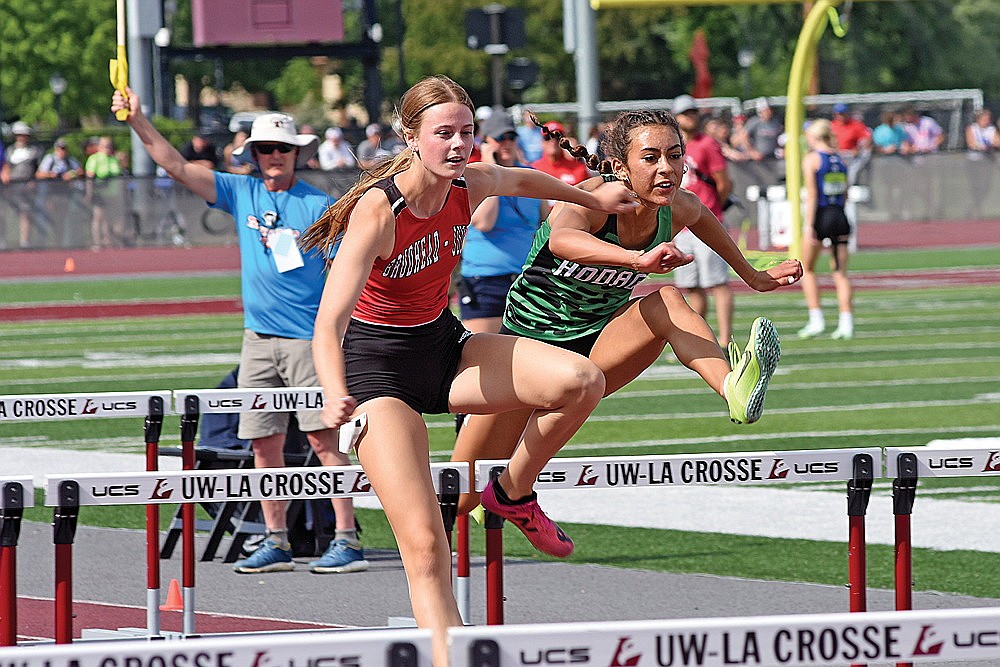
14,596,341,642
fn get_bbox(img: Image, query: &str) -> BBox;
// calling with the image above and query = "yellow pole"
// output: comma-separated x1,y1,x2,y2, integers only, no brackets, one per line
784,0,841,259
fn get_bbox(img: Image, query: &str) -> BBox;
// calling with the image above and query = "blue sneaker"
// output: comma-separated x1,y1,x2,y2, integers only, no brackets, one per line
309,539,370,574
232,539,294,573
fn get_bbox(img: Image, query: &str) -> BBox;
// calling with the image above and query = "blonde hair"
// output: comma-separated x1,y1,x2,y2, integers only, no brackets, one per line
300,76,474,255
806,118,837,147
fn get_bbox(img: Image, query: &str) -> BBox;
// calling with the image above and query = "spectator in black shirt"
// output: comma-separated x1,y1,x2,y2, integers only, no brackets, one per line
179,129,219,169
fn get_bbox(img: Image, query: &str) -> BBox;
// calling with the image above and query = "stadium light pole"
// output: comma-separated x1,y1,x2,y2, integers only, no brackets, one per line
49,73,67,132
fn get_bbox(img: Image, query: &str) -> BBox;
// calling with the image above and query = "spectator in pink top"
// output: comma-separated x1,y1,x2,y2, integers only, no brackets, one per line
902,106,944,153
670,95,735,346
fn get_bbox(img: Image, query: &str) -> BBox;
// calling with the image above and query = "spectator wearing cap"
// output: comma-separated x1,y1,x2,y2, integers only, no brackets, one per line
36,138,84,182
317,127,357,172
1,121,46,248
36,138,85,247
179,129,220,170
737,99,783,162
110,85,368,576
459,110,549,335
530,119,591,186
830,102,872,185
356,122,393,170
670,94,736,347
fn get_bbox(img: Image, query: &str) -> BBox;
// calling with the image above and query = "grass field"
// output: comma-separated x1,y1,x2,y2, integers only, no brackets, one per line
4,245,1000,598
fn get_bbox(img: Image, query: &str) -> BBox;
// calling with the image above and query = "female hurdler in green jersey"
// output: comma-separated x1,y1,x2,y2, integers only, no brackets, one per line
453,110,803,522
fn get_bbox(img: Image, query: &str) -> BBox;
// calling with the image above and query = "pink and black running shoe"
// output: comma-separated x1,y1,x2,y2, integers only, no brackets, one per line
481,478,574,558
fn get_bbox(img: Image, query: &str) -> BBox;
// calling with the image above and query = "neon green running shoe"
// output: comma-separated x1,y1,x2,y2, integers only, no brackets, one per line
725,317,781,424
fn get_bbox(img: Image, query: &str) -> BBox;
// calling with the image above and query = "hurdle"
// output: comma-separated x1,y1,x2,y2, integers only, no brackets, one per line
42,460,469,641
886,444,1000,667
475,448,879,625
0,477,32,646
0,626,431,666
0,391,171,642
450,606,1000,666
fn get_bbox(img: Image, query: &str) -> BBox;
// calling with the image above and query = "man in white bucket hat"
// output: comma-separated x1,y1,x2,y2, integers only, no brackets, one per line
111,87,368,576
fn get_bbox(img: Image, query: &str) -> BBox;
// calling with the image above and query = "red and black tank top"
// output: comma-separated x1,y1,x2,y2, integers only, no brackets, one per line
352,175,471,326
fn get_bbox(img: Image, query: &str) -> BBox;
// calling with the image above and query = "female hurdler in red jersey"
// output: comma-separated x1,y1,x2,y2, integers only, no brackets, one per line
299,76,668,667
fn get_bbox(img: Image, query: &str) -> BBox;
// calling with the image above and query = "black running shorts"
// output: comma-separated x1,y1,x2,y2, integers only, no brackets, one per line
813,205,851,244
344,309,473,414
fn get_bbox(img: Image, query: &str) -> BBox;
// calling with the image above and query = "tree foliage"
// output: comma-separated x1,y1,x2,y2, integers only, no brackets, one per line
0,0,121,128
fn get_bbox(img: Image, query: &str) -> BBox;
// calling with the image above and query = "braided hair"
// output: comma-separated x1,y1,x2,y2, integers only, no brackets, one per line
528,109,684,179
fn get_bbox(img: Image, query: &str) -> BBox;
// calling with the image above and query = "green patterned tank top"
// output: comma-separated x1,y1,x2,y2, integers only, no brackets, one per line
503,205,674,342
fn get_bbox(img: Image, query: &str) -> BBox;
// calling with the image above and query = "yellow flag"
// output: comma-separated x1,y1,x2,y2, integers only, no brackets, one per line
110,44,129,121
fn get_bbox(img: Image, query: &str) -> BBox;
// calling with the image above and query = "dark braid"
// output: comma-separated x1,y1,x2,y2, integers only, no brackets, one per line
528,112,613,174
527,109,684,177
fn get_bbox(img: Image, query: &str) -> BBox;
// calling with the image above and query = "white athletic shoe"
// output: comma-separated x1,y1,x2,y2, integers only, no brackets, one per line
797,322,824,339
831,326,854,340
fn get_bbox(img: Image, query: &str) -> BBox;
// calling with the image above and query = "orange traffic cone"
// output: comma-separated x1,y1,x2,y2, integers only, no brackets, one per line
63,257,76,273
160,578,183,611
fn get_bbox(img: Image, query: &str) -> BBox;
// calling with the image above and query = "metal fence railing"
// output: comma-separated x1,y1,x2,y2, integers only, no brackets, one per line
1,154,997,252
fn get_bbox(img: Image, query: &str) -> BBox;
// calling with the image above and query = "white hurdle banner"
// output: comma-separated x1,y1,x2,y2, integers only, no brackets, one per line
885,446,1000,478
0,627,432,666
476,448,882,491
44,462,470,506
450,607,1000,666
0,391,172,421
174,387,324,413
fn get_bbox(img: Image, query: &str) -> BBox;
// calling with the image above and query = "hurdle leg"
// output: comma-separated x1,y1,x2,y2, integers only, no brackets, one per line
436,469,466,622
484,510,504,626
892,453,918,667
180,396,201,635
455,513,471,624
53,481,80,644
847,450,873,667
144,396,165,636
0,482,25,646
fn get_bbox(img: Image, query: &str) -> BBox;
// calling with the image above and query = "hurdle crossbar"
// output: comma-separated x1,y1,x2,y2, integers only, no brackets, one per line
451,606,1000,666
476,448,882,625
0,627,432,666
40,464,467,642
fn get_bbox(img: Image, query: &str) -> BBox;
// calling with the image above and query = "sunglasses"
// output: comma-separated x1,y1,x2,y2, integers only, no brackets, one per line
255,143,295,155
495,132,518,142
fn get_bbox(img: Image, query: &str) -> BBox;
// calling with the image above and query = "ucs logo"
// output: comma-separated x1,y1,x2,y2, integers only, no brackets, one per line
82,399,139,414
609,637,642,667
576,465,598,486
768,459,838,478
912,625,944,656
518,647,589,664
350,472,371,494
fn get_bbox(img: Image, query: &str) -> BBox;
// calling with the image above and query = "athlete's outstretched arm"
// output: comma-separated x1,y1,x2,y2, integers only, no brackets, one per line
465,162,637,216
673,189,802,291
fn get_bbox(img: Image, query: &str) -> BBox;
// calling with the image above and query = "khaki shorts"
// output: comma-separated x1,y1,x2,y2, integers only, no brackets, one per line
672,229,729,289
237,330,327,440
